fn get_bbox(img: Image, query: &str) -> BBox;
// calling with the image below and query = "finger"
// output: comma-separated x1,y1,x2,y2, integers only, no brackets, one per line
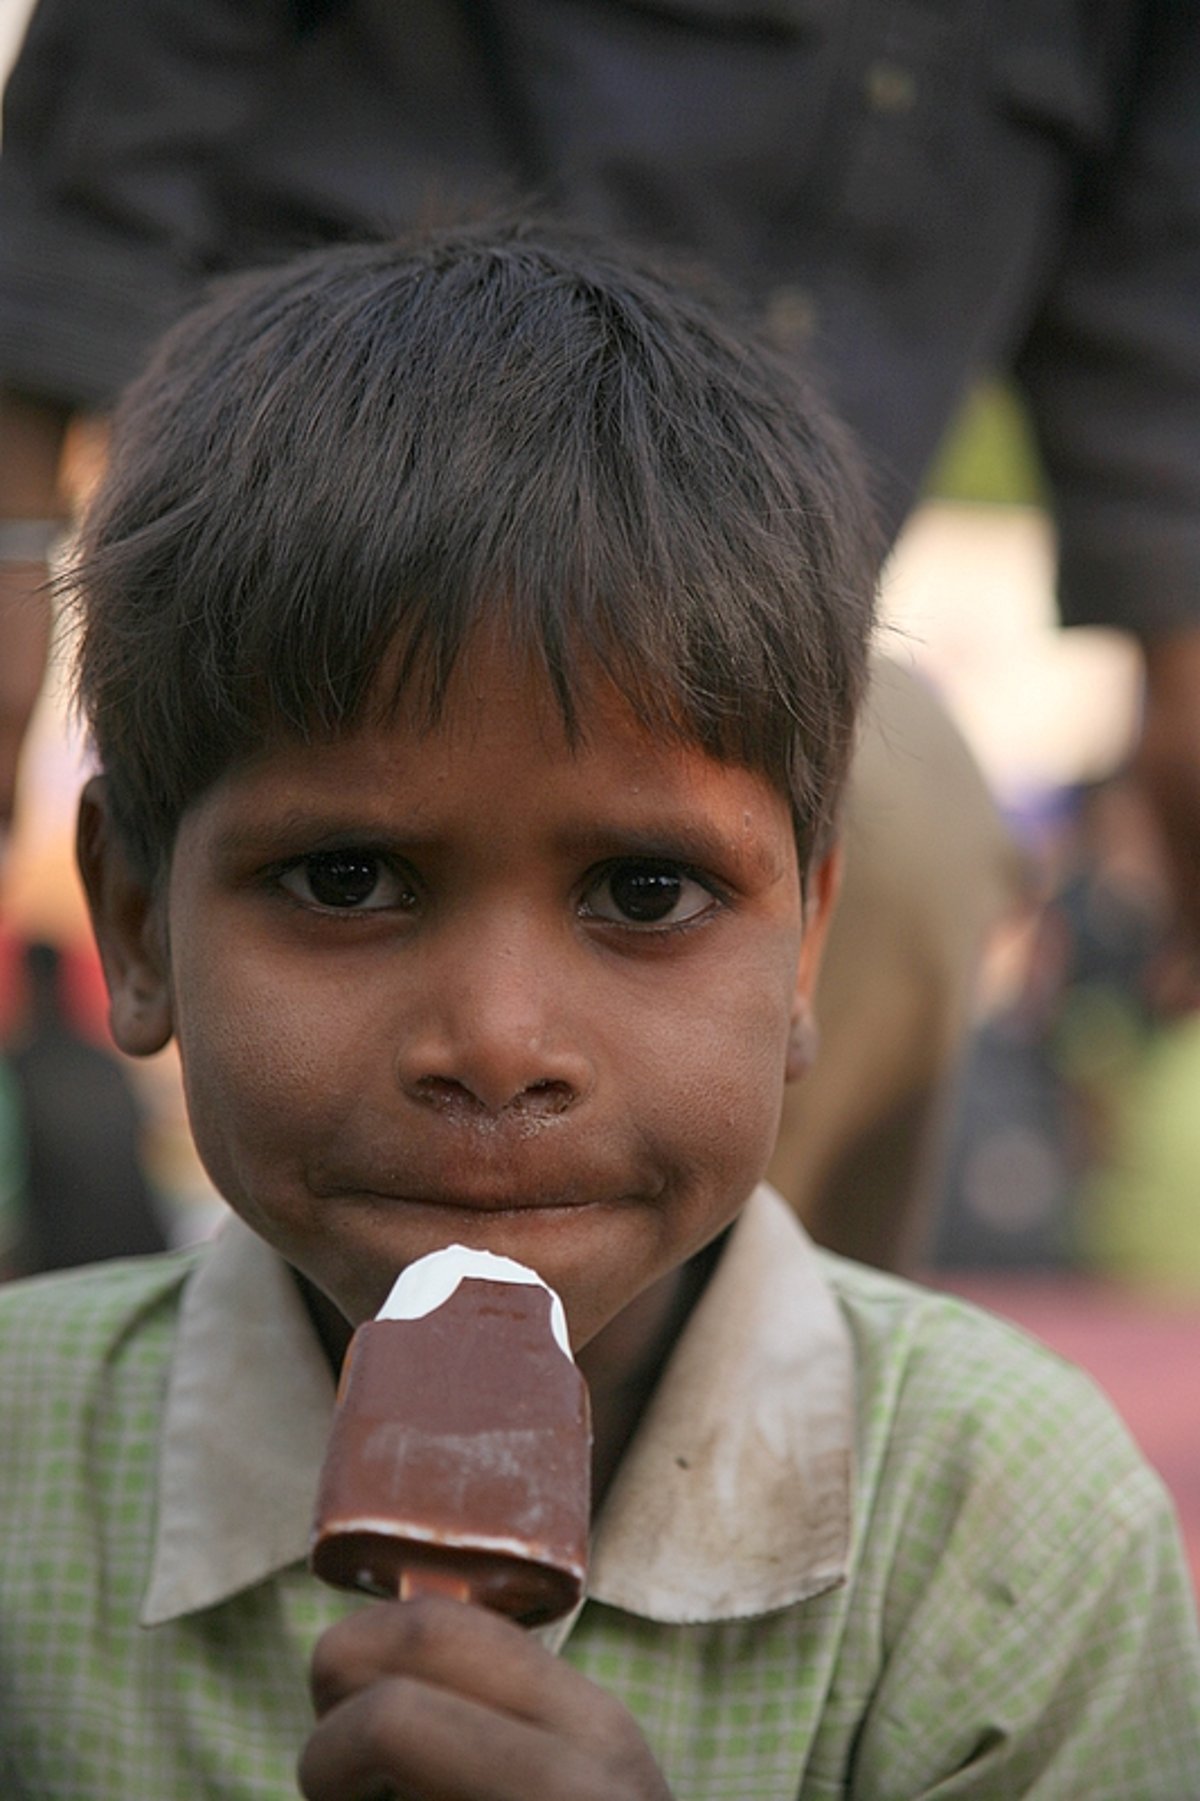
298,1674,611,1801
309,1597,627,1745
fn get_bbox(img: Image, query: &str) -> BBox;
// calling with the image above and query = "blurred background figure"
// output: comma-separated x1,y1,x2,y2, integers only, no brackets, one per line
933,763,1200,1298
0,938,166,1277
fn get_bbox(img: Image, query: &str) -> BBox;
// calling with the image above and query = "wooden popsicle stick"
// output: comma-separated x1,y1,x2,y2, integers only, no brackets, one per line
398,1567,473,1603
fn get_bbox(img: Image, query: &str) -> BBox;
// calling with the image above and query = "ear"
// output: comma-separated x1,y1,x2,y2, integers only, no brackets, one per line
785,845,842,1083
76,776,174,1056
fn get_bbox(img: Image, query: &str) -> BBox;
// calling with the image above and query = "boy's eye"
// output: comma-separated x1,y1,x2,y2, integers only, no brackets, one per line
581,859,718,928
278,850,413,912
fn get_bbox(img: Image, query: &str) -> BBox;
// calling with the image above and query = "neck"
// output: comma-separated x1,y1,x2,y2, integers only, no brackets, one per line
295,1272,354,1370
578,1238,722,1510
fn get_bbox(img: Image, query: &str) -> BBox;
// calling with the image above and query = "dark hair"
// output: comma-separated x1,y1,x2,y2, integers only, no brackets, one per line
68,216,879,879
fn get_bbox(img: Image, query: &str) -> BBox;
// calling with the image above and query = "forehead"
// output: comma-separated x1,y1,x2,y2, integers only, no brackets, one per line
180,640,799,889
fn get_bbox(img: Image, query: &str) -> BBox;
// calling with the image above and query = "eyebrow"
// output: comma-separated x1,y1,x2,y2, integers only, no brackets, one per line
201,807,414,866
553,817,791,885
200,768,794,882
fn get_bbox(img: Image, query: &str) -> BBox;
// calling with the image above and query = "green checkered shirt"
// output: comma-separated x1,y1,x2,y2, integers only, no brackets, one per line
1,1188,1197,1797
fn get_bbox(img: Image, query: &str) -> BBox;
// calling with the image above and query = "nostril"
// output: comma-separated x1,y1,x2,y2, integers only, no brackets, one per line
411,1076,482,1116
512,1080,575,1117
408,1074,577,1119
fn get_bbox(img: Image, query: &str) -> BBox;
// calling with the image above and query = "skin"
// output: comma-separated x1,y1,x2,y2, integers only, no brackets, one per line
1139,627,1200,952
0,389,68,855
80,636,837,1801
0,558,52,858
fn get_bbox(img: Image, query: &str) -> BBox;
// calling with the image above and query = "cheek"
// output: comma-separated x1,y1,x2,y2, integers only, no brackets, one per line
169,947,359,1201
682,1005,791,1162
629,940,797,1184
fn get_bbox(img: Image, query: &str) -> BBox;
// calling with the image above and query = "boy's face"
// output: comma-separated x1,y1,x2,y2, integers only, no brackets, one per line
85,640,835,1348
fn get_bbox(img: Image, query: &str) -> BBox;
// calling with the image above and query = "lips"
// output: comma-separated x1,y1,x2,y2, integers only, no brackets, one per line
309,1148,657,1216
313,1167,645,1210
329,1184,588,1209
306,1106,667,1221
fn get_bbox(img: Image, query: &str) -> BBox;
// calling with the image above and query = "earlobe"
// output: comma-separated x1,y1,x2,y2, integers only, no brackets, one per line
76,776,174,1057
785,1003,821,1081
785,846,842,1084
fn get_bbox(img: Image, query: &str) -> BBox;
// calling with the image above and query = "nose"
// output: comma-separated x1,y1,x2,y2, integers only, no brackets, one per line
396,921,594,1122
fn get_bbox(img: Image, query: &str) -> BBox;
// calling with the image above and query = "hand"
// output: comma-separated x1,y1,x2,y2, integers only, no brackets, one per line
1134,626,1200,951
0,388,73,846
298,1596,674,1801
0,560,53,843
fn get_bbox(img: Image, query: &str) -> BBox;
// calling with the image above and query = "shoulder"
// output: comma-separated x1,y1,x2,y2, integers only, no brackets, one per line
823,1253,1195,1651
822,1250,1141,1459
0,1248,201,1424
820,1253,1169,1548
811,1256,1200,1792
0,1251,203,1597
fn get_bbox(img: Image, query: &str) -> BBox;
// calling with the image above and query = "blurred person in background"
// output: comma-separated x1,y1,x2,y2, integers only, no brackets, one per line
1,938,166,1276
931,773,1168,1274
0,0,1195,1270
1047,775,1200,1299
931,764,1200,1296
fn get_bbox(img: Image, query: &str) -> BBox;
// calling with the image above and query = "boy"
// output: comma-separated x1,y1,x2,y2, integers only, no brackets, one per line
0,219,1196,1799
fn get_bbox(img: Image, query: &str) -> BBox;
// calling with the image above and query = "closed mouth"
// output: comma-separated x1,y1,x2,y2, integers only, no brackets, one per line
320,1185,617,1215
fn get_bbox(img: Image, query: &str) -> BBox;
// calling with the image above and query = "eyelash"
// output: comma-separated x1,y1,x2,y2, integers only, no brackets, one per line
273,848,418,914
270,849,727,932
579,859,724,932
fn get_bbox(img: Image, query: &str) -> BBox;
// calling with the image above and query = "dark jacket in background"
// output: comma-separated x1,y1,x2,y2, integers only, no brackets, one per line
0,0,1197,630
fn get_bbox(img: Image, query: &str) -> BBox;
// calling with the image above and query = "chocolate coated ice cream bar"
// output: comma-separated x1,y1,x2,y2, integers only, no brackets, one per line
309,1248,592,1627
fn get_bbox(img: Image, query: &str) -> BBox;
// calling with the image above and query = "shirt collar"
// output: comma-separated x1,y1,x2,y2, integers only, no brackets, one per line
140,1219,337,1626
141,1186,854,1628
